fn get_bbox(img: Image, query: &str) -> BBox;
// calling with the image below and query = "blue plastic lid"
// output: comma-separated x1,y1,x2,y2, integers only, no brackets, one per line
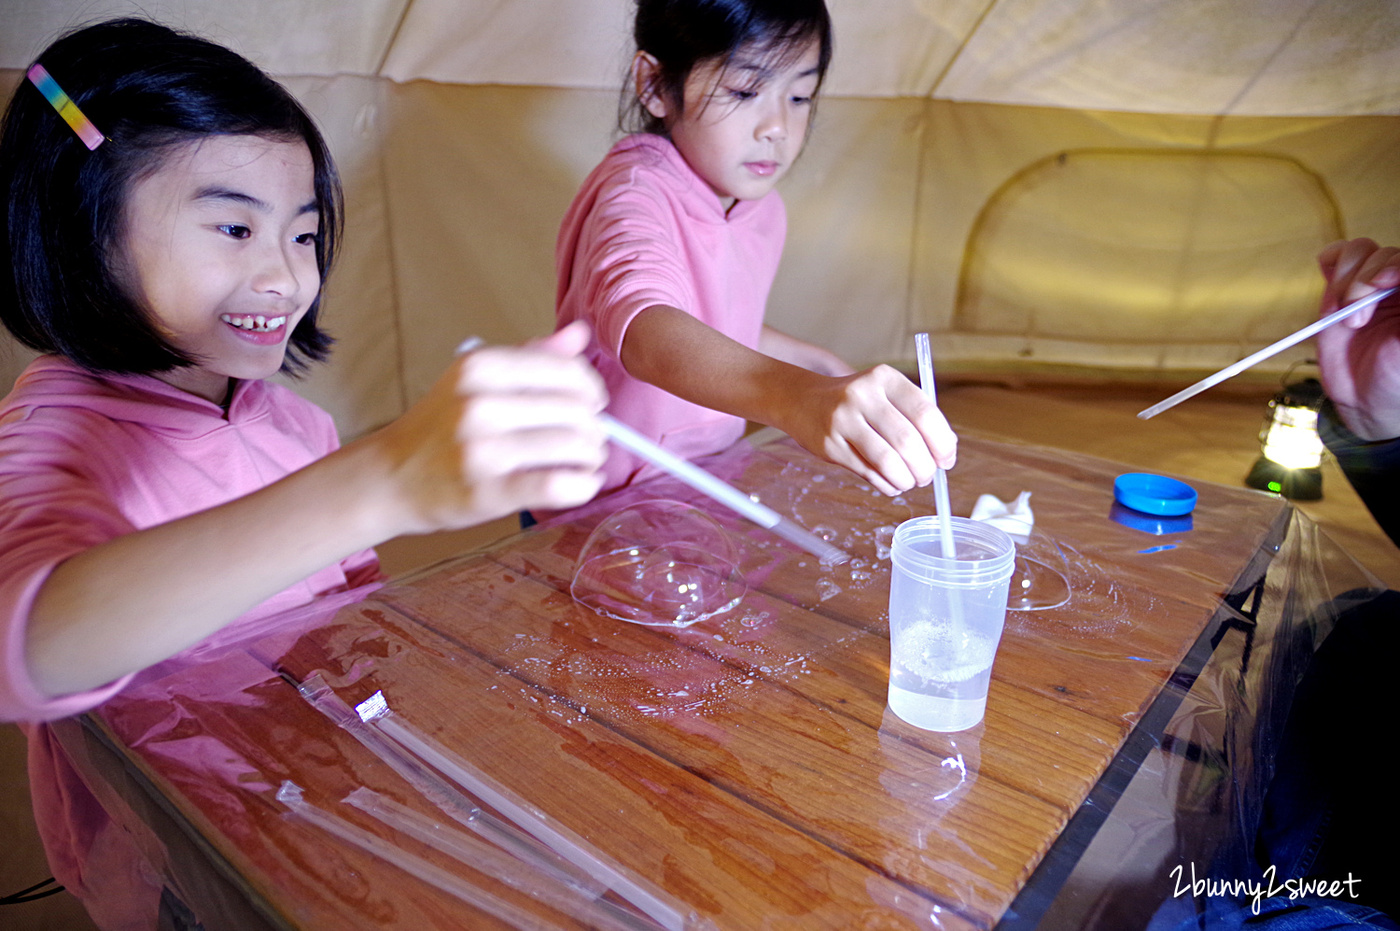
1113,472,1197,517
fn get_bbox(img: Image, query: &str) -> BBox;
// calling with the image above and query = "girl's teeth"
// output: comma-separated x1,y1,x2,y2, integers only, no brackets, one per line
220,314,287,332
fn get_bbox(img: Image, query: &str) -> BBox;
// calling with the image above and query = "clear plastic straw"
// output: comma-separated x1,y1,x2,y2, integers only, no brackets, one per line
355,691,712,931
455,333,847,566
291,673,605,898
601,414,849,566
914,333,956,560
277,781,557,930
1137,287,1397,419
344,787,663,931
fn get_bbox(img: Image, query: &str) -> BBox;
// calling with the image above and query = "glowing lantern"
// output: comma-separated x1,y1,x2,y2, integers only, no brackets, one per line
1244,376,1324,500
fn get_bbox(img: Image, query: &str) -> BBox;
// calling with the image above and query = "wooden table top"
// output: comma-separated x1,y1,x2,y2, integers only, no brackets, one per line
78,431,1300,930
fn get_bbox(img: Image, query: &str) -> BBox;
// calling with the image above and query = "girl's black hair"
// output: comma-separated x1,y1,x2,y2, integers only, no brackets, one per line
622,0,833,135
0,17,341,375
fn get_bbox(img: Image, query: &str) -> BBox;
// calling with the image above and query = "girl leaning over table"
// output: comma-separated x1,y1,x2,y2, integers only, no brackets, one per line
554,0,958,503
0,18,608,929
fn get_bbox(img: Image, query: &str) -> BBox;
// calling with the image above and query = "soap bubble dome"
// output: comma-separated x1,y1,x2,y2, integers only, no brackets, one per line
571,500,747,628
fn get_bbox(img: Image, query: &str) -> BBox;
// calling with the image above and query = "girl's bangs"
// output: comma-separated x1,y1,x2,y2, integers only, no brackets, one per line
736,23,827,79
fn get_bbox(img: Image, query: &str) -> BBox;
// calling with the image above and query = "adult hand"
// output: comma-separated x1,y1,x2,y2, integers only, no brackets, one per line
1315,238,1400,440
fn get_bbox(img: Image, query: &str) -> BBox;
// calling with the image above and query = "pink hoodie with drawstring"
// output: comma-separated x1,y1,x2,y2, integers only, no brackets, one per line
0,354,381,928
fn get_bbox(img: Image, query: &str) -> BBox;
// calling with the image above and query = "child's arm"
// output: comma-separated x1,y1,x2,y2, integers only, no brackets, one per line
1315,237,1400,441
621,306,956,496
25,324,606,698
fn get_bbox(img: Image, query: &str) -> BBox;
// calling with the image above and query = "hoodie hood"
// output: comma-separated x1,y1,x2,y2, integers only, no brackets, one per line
0,356,274,440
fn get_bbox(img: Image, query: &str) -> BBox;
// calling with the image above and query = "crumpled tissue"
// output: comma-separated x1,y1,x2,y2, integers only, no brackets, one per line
970,491,1034,542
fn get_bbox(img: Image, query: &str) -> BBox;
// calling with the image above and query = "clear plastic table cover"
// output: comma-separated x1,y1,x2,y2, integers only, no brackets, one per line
80,432,1385,930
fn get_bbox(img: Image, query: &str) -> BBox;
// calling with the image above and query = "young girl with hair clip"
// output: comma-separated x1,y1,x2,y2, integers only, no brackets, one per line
0,18,606,927
555,0,957,501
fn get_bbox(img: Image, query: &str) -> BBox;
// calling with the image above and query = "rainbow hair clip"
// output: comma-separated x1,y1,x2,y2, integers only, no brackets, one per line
27,63,104,151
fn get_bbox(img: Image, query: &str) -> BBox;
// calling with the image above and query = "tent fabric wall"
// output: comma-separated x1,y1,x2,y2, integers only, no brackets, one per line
2,1,1399,441
915,104,1400,370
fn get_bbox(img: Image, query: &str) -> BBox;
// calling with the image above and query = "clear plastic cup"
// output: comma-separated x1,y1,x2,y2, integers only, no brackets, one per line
887,516,1016,732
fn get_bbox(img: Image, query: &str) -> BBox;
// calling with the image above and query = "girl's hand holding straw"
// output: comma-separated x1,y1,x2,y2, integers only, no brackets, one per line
27,323,607,698
785,360,957,497
364,321,607,536
621,307,956,498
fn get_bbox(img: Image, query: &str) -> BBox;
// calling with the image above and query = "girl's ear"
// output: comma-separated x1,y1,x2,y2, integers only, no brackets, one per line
632,51,668,121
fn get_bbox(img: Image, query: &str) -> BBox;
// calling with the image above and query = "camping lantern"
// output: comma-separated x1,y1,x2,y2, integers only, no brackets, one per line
1243,375,1325,500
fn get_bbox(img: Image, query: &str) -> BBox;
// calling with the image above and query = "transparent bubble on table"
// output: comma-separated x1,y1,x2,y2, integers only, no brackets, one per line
571,499,747,628
1007,529,1072,611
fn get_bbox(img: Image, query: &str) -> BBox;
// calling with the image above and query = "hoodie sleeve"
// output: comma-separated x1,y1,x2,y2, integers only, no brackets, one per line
0,409,136,721
556,153,702,363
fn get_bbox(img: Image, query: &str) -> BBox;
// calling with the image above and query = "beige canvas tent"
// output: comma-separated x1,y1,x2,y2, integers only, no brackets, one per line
3,0,1400,442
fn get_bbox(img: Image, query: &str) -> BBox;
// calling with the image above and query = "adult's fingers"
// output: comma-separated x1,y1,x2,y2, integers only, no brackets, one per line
1319,238,1399,318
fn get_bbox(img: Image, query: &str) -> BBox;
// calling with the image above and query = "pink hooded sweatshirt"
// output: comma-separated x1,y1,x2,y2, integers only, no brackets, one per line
555,133,787,495
0,355,380,928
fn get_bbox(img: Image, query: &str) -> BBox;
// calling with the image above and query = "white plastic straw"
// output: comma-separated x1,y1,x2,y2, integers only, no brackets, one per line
293,674,602,896
914,333,956,559
344,787,662,931
355,693,711,931
600,414,849,566
455,335,847,565
277,782,554,930
1137,287,1397,420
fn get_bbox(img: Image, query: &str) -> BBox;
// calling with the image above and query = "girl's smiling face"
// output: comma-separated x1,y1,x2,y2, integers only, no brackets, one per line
643,38,822,207
119,134,321,403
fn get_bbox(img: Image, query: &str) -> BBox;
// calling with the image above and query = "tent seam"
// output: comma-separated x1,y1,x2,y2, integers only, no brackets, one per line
927,0,1002,99
375,0,419,77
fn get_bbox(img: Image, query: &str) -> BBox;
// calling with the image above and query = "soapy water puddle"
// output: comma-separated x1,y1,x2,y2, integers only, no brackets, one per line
1006,531,1072,612
497,606,862,726
1006,542,1143,642
759,462,915,554
560,464,1139,695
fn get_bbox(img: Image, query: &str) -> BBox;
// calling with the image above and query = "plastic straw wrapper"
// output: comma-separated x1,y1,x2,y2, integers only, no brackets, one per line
277,781,554,930
345,787,663,931
355,690,713,931
914,333,956,559
290,672,603,897
601,414,849,566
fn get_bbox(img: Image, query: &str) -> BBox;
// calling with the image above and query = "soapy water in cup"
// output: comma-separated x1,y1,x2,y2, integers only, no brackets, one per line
889,618,999,732
892,619,998,684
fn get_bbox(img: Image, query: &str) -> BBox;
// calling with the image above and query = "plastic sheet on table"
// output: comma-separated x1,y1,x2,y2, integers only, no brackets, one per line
77,433,1389,929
